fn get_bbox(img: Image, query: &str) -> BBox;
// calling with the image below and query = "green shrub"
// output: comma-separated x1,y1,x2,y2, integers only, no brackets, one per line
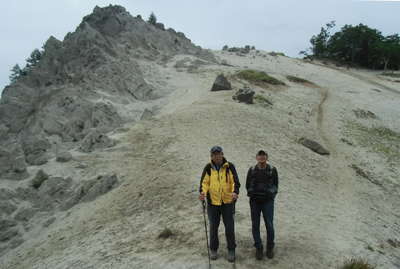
344,121,400,163
381,72,400,78
269,51,286,56
236,70,285,86
254,94,273,106
286,75,312,84
340,258,375,269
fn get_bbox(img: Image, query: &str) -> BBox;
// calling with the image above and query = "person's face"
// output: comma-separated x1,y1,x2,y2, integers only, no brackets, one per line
211,152,224,164
256,154,267,164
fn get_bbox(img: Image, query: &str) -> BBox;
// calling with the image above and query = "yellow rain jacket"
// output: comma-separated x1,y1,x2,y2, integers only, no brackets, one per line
199,158,240,205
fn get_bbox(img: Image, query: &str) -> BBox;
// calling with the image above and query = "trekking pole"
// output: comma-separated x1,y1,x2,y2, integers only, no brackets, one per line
201,200,211,269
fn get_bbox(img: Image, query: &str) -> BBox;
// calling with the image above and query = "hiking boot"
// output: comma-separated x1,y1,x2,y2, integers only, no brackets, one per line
266,245,274,259
227,249,235,263
256,247,263,260
210,250,218,260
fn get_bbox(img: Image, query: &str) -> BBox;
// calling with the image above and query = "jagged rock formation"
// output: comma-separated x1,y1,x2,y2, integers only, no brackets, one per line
0,4,216,180
0,4,215,256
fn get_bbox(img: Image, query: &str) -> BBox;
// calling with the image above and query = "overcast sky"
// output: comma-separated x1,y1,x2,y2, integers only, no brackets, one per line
1,0,399,95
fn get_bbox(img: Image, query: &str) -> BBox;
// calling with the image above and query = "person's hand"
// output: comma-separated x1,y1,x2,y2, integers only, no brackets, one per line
199,192,205,201
232,192,238,201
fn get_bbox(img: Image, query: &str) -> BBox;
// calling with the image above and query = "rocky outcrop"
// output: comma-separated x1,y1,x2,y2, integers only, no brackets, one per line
79,129,116,153
0,4,216,180
0,139,28,180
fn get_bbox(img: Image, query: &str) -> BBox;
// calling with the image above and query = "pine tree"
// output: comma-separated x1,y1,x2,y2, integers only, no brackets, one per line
26,48,42,67
147,12,157,25
9,64,22,83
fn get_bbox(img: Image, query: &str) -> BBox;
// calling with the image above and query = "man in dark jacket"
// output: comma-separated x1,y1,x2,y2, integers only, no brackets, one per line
199,146,240,263
246,150,278,260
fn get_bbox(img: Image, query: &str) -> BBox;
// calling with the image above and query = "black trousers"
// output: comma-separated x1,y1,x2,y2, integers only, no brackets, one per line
207,202,236,251
250,198,275,249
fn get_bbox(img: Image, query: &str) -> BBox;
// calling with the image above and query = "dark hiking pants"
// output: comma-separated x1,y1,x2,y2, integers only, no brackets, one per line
250,198,275,249
207,202,236,251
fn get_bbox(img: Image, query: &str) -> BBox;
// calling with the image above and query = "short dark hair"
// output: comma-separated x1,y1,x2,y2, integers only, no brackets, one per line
256,150,268,157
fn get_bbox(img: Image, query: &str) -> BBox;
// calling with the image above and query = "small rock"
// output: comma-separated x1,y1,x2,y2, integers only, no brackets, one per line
13,156,27,173
38,176,73,200
158,228,174,239
387,239,400,248
211,74,232,91
350,164,382,186
75,162,88,169
79,173,119,202
32,169,49,189
141,109,154,120
56,151,73,162
22,137,51,165
299,137,330,155
79,129,116,153
353,109,377,119
340,138,353,146
43,217,56,227
233,86,255,104
220,60,233,67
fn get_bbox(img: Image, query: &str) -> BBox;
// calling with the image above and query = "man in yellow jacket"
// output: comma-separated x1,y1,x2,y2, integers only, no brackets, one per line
199,146,240,263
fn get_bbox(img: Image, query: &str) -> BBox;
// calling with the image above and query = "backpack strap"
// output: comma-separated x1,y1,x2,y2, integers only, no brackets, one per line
225,162,234,182
205,163,212,176
206,162,234,183
268,163,274,176
250,165,257,177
